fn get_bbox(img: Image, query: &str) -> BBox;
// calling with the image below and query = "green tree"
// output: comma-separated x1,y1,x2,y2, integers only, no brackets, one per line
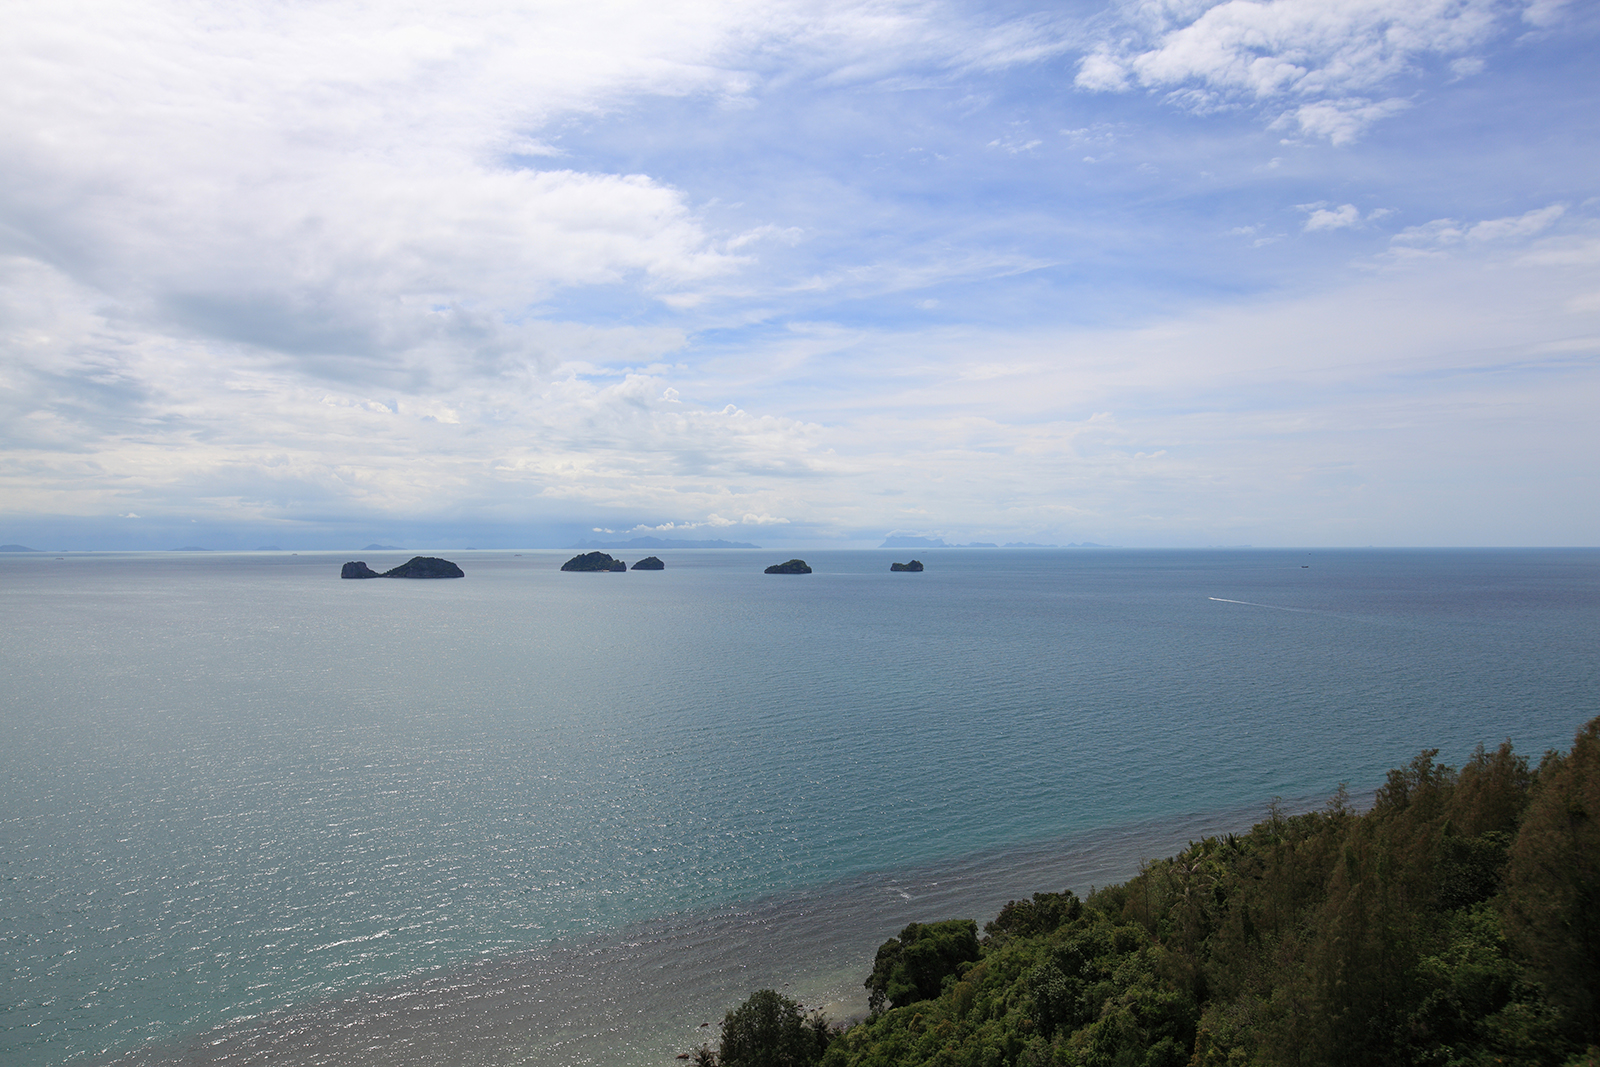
717,989,833,1067
984,891,1082,942
866,920,981,1014
1504,717,1600,1046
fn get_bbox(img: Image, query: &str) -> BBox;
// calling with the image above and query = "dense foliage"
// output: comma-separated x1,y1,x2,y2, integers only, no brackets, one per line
729,718,1600,1067
867,921,983,1014
697,988,839,1067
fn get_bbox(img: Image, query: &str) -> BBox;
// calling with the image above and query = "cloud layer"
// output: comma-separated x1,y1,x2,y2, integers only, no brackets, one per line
2,0,1596,547
1076,0,1538,142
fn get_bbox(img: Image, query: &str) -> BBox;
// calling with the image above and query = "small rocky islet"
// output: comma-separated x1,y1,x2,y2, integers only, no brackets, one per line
560,552,668,571
561,551,628,572
341,556,464,579
890,559,924,572
340,552,832,577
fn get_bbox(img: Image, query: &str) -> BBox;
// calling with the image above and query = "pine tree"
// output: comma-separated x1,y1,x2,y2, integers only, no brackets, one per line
1504,717,1600,1045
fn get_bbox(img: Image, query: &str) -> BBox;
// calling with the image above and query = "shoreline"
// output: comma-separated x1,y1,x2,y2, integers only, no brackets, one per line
102,787,1353,1067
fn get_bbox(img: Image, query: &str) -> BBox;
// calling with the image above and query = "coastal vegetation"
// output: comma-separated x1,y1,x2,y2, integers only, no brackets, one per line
701,717,1600,1067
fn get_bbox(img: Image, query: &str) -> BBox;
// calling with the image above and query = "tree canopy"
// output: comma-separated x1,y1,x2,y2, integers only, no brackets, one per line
702,717,1600,1067
700,988,835,1067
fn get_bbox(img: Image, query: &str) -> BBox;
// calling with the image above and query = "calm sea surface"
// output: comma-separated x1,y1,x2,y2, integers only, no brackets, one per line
2,548,1596,1066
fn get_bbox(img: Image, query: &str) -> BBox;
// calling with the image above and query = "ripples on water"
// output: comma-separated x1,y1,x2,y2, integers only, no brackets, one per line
2,548,1595,1066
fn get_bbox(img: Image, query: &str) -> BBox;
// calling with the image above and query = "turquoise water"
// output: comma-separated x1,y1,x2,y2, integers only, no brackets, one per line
2,548,1596,1065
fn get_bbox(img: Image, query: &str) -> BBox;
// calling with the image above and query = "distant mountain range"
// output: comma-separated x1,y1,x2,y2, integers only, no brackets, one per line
0,544,38,552
879,536,1113,549
567,537,760,550
880,536,990,548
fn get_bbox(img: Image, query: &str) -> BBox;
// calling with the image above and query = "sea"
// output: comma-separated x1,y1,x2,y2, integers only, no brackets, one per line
2,548,1596,1067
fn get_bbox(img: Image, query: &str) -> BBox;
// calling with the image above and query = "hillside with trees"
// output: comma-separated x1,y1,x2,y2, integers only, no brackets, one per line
696,717,1600,1067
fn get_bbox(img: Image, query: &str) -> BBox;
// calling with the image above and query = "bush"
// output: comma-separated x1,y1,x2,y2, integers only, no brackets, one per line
714,989,834,1067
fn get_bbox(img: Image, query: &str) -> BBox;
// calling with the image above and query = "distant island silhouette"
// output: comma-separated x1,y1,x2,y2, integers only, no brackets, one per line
568,537,759,550
880,535,1001,548
879,536,1110,549
0,544,38,552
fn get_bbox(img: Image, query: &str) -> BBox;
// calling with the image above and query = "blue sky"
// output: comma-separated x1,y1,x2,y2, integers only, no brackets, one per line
2,0,1597,549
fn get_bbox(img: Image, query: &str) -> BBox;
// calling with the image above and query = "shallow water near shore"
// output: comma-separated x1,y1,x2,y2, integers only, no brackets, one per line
3,548,1596,1065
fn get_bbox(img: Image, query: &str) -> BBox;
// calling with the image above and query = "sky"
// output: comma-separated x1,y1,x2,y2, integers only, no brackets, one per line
2,0,1597,550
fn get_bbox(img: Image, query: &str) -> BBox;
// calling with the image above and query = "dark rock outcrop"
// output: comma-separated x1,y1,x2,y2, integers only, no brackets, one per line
561,551,627,572
890,559,925,572
343,556,464,578
382,556,464,578
631,556,665,570
764,559,812,574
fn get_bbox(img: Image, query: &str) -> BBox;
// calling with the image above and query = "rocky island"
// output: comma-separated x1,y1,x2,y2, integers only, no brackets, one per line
890,560,924,572
341,556,464,579
764,559,812,574
631,556,665,570
561,551,627,572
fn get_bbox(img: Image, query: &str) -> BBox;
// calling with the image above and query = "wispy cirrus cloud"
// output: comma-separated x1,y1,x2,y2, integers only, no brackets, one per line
1388,204,1568,255
1074,0,1542,142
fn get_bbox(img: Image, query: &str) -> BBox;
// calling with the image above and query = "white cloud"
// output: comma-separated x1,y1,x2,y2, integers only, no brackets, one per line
1,1,1594,547
1075,50,1131,91
0,0,1081,402
1523,0,1572,27
1299,202,1392,232
1076,0,1534,141
1466,204,1566,241
1303,203,1361,231
626,511,789,532
1390,204,1567,252
1283,96,1411,145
